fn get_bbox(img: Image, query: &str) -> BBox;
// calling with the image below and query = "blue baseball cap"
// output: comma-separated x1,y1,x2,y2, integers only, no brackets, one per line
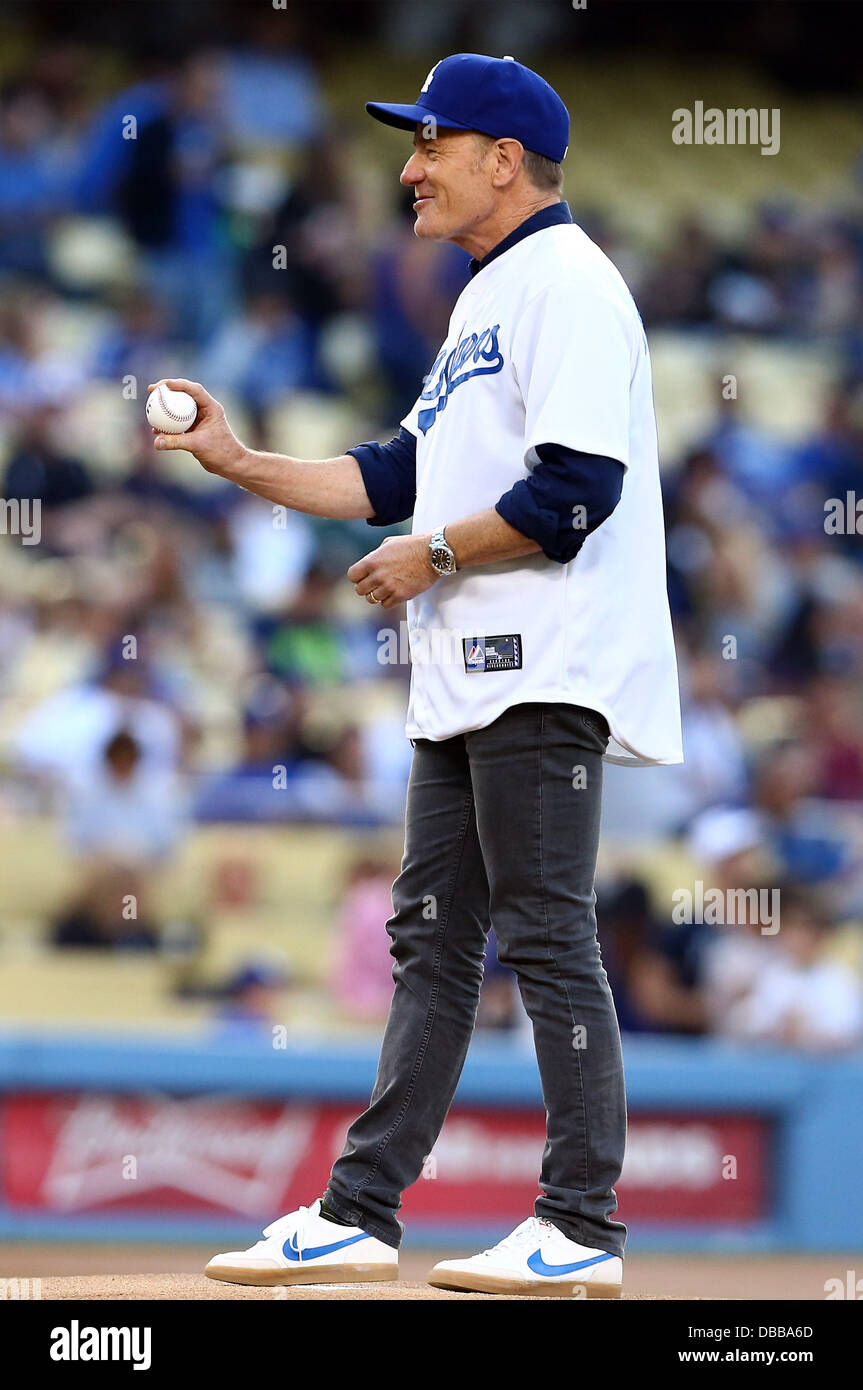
366,53,570,164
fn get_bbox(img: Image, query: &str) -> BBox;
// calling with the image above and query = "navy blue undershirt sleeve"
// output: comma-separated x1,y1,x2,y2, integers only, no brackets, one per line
347,427,417,527
495,445,625,563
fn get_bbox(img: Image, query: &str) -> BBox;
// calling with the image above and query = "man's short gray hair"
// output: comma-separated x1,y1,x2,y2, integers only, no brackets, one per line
473,132,563,192
522,149,564,192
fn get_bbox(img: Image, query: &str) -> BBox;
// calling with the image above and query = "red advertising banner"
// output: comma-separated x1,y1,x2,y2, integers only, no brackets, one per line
0,1093,767,1225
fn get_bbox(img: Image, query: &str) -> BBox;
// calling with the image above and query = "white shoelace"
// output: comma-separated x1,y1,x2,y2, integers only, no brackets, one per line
480,1216,554,1259
261,1203,317,1256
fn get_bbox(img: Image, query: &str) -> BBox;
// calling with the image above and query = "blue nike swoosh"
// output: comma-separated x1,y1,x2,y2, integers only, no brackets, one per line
283,1231,371,1262
526,1250,616,1278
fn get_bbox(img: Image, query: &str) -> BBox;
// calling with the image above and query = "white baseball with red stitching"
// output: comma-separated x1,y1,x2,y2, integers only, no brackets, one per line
145,385,198,434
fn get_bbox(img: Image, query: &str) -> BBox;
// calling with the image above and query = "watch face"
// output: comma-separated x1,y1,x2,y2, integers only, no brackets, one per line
431,547,455,573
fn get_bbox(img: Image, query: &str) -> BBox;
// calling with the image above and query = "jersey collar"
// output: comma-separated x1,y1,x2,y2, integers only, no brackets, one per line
468,200,573,277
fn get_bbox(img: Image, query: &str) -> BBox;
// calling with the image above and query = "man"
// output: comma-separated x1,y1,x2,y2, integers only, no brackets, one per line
155,53,682,1298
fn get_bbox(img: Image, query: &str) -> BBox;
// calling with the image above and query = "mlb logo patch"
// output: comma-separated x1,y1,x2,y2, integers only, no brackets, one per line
462,634,522,673
465,637,486,670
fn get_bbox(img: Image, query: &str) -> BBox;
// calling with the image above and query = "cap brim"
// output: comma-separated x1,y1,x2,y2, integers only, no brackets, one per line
365,101,474,133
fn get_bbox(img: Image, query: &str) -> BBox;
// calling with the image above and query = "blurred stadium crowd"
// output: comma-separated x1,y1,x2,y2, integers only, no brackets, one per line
1,2,863,1046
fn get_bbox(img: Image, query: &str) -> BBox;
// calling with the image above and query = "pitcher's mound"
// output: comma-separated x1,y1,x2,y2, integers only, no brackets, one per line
38,1273,629,1300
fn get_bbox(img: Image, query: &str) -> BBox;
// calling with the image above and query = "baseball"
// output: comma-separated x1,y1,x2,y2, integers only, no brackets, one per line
146,385,197,434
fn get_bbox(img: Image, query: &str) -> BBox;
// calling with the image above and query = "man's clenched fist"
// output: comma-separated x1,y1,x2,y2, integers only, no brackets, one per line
347,534,439,610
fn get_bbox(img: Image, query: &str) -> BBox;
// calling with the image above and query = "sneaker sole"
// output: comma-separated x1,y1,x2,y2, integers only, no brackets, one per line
205,1262,398,1287
427,1270,621,1298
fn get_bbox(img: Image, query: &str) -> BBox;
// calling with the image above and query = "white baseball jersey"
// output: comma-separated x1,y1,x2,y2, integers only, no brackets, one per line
400,218,683,767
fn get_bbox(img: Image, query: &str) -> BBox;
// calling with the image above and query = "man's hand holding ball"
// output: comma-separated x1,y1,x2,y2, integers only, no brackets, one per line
147,379,248,476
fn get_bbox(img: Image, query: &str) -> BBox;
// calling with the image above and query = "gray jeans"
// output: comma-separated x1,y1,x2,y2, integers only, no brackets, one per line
324,702,627,1257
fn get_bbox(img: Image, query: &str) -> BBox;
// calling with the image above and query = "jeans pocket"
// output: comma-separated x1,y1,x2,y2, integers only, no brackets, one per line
578,706,610,745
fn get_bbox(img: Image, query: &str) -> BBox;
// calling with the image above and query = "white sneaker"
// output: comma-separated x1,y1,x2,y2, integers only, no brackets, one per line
204,1200,398,1286
428,1217,622,1298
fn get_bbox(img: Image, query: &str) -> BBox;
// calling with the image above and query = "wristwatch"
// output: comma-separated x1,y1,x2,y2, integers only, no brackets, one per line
429,526,457,575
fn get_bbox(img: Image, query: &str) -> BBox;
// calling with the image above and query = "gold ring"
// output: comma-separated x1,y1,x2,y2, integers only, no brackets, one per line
366,590,380,605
